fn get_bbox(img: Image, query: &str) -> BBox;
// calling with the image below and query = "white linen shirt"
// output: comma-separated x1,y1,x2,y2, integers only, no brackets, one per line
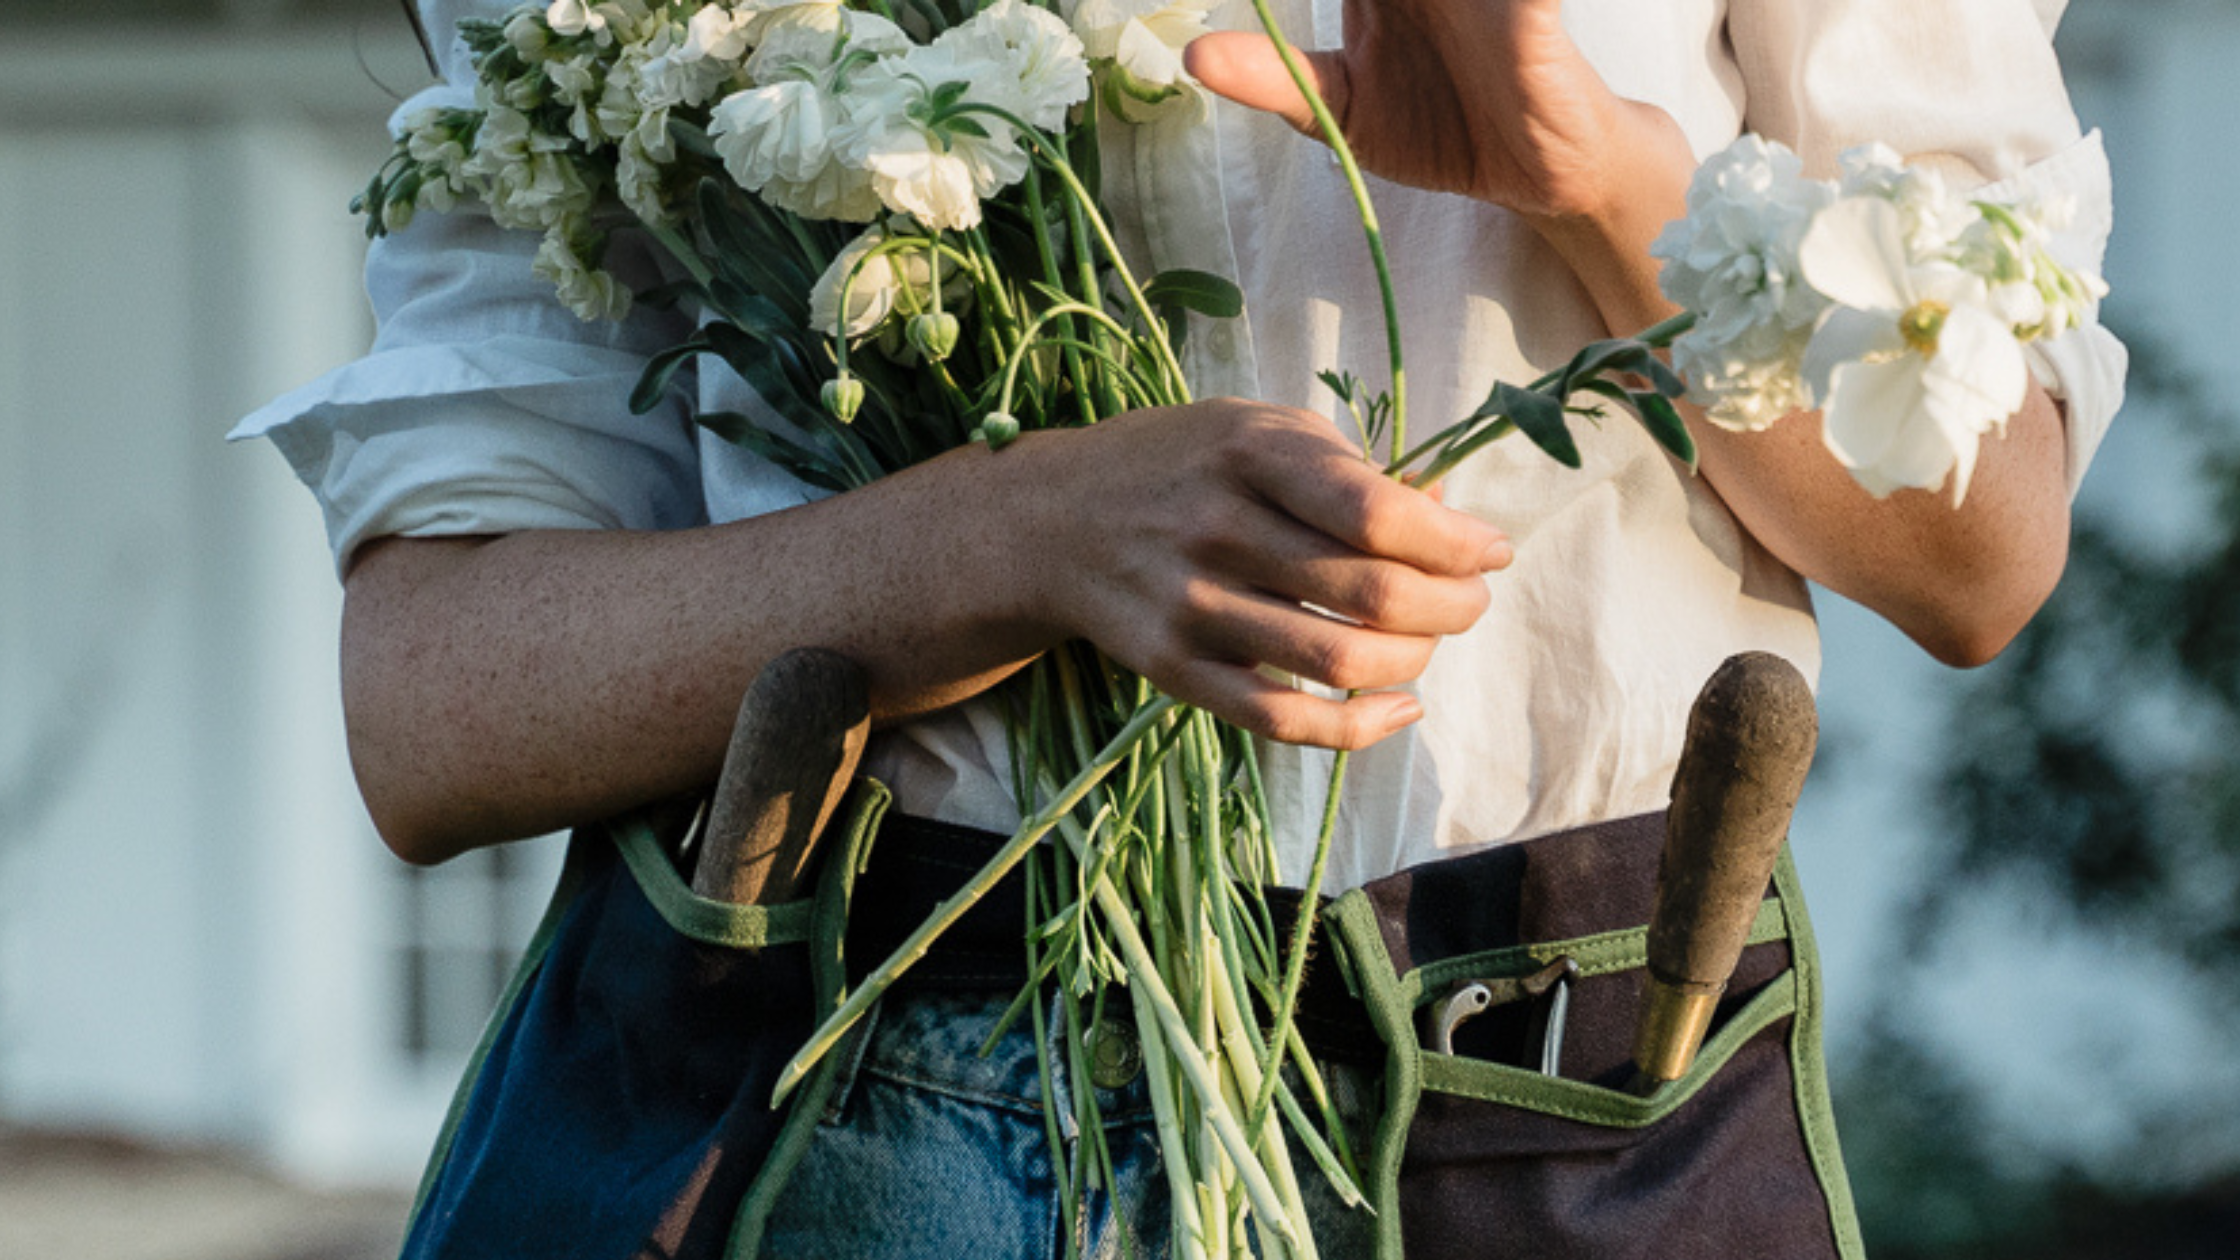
236,0,2125,891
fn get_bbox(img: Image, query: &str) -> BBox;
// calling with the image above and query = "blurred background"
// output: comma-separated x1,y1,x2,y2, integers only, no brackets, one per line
1,1,2234,1257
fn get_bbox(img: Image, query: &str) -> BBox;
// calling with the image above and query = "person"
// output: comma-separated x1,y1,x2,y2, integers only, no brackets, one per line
236,0,2124,1255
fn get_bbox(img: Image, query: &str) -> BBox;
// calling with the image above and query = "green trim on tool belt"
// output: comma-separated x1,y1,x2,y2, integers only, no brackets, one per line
610,808,816,949
404,828,596,1226
1774,848,1867,1259
1408,898,1790,996
1419,972,1797,1125
1322,890,1423,1260
1320,870,1809,1260
725,777,894,1260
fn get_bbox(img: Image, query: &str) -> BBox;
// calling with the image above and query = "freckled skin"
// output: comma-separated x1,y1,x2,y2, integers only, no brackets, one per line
346,0,2069,864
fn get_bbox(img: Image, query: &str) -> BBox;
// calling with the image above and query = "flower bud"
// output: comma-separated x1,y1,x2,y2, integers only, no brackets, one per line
977,411,1021,450
822,375,865,424
907,311,960,363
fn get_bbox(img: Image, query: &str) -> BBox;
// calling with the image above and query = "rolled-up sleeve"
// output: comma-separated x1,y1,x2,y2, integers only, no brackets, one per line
1729,0,2127,495
230,91,707,576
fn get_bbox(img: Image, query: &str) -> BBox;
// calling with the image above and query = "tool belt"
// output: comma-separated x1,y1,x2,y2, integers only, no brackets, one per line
396,780,1864,1260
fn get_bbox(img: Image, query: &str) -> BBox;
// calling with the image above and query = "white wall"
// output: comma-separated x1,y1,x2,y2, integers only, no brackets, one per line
0,28,472,1185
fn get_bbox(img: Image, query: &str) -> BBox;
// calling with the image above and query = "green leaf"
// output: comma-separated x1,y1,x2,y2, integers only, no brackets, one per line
1562,337,1686,399
1143,269,1244,320
694,179,813,327
629,336,712,415
1632,391,1696,466
1479,382,1580,468
929,79,973,112
1572,379,1698,469
695,412,853,493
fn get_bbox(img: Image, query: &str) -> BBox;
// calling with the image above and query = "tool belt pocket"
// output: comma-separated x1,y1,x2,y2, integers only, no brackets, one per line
397,780,894,1260
1317,813,1866,1260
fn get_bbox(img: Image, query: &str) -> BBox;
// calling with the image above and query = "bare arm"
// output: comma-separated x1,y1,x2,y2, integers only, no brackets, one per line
344,400,1509,863
1189,0,2073,667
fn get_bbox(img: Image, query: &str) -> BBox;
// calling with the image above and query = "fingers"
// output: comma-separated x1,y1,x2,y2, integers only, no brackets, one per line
1222,415,1514,582
1182,32,1349,140
1168,659,1426,752
1186,494,1493,636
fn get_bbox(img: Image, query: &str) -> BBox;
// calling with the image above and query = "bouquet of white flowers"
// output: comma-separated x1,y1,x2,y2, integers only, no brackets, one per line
356,3,2104,1255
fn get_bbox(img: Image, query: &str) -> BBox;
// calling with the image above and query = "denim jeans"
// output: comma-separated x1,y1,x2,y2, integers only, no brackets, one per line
761,988,1377,1259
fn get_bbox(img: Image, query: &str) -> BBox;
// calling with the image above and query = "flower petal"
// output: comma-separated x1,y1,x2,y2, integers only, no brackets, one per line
1819,355,1957,498
1799,196,1913,312
1800,305,1905,405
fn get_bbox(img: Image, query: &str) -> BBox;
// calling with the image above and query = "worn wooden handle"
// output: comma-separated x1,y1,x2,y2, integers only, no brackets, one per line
1633,651,1818,1083
690,647,871,907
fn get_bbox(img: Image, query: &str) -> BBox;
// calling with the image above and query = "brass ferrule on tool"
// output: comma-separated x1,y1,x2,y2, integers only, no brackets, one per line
1631,975,1723,1084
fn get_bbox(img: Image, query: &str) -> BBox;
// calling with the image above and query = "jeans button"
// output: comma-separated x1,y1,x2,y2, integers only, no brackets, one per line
1087,1018,1143,1090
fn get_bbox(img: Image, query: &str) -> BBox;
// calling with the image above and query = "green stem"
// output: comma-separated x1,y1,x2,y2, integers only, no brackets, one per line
1391,310,1699,485
772,694,1181,1105
1247,746,1347,1139
1238,0,1406,456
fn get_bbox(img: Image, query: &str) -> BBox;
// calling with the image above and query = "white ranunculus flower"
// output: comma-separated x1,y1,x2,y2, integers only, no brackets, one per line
1652,135,1834,431
858,122,987,230
1066,0,1211,90
1799,196,2028,504
710,18,902,223
808,225,940,338
937,0,1091,132
710,74,884,222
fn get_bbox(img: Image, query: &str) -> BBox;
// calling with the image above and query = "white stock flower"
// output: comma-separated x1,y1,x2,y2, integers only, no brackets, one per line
1652,135,1834,431
534,221,632,321
808,224,940,338
1798,196,2028,504
463,104,597,231
683,4,757,62
1065,0,1212,93
1836,143,1976,257
1960,193,2108,343
546,0,607,38
708,16,905,223
636,10,751,110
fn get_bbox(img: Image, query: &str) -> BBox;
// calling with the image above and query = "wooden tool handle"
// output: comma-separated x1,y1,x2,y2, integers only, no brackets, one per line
1633,651,1818,1083
690,647,871,907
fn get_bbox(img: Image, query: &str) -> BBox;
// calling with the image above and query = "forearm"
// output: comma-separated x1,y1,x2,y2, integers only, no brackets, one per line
342,445,1051,864
342,404,1506,864
1527,133,2072,666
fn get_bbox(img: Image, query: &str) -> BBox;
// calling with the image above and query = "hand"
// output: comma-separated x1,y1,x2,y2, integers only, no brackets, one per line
1183,0,1692,224
1006,399,1512,749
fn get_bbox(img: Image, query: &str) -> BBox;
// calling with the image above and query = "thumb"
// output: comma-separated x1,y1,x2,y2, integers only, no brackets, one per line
1183,32,1349,140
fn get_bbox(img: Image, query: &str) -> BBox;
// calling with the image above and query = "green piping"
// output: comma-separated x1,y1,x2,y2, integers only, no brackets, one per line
1775,847,1868,1257
610,809,817,948
1407,898,1790,996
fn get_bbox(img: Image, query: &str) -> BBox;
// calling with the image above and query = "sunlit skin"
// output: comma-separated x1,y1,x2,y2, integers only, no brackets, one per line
344,0,2069,864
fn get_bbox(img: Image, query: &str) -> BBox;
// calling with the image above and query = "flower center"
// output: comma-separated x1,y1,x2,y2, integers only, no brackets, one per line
1898,299,1951,356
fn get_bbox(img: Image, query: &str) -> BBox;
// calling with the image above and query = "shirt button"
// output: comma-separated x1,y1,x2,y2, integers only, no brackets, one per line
1207,324,1237,360
1087,1018,1143,1090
